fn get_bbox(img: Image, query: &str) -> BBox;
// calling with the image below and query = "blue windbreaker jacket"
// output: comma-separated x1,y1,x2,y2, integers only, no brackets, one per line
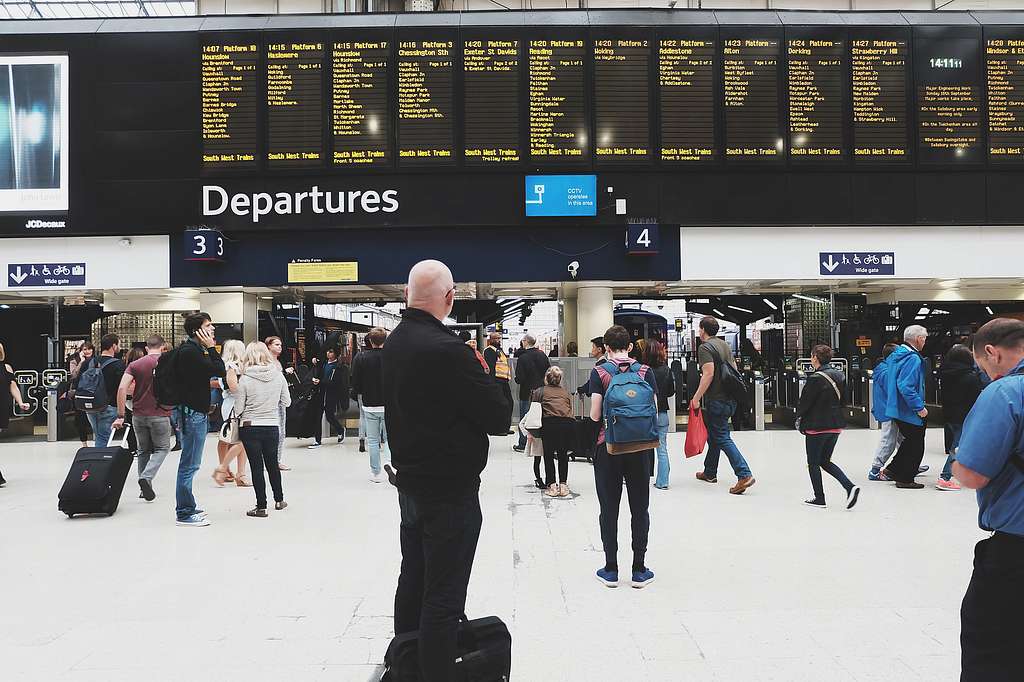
881,344,927,425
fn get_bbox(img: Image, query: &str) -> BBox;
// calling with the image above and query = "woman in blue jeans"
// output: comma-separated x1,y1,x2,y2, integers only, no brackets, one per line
646,341,675,489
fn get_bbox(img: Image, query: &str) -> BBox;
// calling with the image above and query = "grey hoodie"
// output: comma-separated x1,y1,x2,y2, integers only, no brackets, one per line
234,364,291,426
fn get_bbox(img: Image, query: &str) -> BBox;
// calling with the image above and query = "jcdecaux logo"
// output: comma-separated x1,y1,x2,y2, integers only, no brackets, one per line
203,185,399,224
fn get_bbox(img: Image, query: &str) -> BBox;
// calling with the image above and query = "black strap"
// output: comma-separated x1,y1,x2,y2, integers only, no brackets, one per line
993,365,1024,475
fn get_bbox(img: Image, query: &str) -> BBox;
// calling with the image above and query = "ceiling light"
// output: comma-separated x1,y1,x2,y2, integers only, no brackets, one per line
712,308,724,317
917,307,930,316
763,298,778,310
728,305,753,314
915,315,926,320
986,306,994,315
793,293,827,305
0,304,8,309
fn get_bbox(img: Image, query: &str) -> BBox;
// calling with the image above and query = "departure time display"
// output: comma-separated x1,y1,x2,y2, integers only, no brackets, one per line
266,40,324,168
724,37,782,160
659,37,715,163
331,39,390,166
463,37,520,164
787,37,844,161
397,39,455,164
917,38,982,163
987,35,1024,161
529,38,587,161
201,39,259,170
594,38,650,161
851,37,909,161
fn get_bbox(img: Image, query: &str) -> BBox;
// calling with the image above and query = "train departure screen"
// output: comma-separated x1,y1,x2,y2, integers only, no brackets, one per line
917,38,982,163
724,37,781,160
987,35,1024,161
463,37,520,165
594,38,650,161
201,39,259,170
851,38,909,161
331,39,390,166
266,41,324,168
529,38,587,161
397,39,455,164
659,37,715,163
787,37,844,161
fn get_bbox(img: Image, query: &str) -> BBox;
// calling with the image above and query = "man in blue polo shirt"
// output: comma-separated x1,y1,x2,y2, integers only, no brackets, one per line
952,318,1024,682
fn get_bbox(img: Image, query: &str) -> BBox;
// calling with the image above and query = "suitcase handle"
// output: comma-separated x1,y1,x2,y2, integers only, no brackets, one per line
107,425,131,449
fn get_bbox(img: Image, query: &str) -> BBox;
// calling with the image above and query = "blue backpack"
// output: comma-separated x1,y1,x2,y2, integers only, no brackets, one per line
600,361,659,454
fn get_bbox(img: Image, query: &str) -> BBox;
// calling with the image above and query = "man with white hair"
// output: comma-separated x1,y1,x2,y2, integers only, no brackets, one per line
512,333,550,452
383,260,512,681
877,325,930,488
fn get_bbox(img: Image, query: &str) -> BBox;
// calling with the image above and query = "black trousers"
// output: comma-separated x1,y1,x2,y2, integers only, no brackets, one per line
593,443,651,573
315,396,345,444
888,420,926,482
962,532,1024,681
805,433,854,502
541,416,574,485
239,425,283,508
74,409,91,442
395,490,482,682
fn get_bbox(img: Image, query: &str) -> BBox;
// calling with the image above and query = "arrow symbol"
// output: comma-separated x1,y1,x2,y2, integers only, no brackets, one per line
9,266,27,284
822,255,839,273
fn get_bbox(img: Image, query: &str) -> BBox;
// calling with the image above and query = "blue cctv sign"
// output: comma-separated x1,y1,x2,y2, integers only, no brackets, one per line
819,252,895,276
525,175,597,217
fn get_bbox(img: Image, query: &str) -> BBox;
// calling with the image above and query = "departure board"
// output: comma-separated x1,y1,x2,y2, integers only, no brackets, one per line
266,40,324,168
594,38,650,162
917,38,982,163
331,39,390,166
397,39,455,164
529,38,588,161
201,39,259,170
659,37,715,163
787,37,844,161
463,37,520,165
724,37,782,160
852,37,909,161
987,35,1024,161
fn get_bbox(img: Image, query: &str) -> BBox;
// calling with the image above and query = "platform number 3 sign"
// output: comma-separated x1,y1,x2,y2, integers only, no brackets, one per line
184,227,227,263
626,223,660,255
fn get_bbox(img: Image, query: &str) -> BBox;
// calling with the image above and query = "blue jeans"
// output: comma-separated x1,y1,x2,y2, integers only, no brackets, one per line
942,422,963,481
364,410,390,474
516,399,531,447
86,405,117,449
870,420,904,472
703,399,752,480
175,407,208,521
655,411,671,488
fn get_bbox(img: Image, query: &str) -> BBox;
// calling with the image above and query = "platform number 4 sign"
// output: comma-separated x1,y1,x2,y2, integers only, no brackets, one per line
626,223,659,255
184,227,227,262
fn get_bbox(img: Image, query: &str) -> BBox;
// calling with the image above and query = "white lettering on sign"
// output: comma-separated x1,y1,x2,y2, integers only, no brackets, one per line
203,185,399,224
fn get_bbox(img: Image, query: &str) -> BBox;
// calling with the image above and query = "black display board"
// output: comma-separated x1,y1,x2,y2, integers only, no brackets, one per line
658,29,716,164
265,36,324,169
331,35,390,166
723,31,783,162
593,31,651,162
850,28,910,163
463,31,521,165
201,34,259,170
986,29,1024,162
786,29,845,162
528,34,588,162
397,33,456,165
916,34,983,164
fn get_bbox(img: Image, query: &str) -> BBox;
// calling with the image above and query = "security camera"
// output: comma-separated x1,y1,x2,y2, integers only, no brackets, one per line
117,238,132,248
568,261,580,280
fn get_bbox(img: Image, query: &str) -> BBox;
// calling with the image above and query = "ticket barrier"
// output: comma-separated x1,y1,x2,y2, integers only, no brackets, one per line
773,368,804,427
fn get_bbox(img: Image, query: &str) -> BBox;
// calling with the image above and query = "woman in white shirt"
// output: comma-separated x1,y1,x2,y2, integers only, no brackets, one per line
213,340,249,487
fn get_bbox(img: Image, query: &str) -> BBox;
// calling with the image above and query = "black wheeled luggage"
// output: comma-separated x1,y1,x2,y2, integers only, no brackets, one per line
569,396,596,463
380,615,511,682
58,426,133,518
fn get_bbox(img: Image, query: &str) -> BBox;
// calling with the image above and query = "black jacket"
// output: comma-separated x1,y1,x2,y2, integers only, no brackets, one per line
177,338,226,413
940,360,986,425
319,360,350,410
383,308,512,500
351,347,385,408
796,367,846,432
514,347,550,400
652,364,676,413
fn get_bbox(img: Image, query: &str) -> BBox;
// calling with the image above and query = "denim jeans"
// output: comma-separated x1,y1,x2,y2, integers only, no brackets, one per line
654,411,671,488
240,425,283,508
86,405,118,450
942,422,963,481
805,432,854,502
175,407,208,521
703,399,752,480
134,414,172,482
593,443,651,573
395,490,482,682
364,410,390,474
358,399,367,439
870,420,904,472
516,399,532,448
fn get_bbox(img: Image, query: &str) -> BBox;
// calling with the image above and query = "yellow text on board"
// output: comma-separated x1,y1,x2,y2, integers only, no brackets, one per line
287,261,359,283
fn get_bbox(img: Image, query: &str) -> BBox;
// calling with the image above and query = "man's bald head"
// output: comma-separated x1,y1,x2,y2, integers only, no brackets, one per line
406,260,455,321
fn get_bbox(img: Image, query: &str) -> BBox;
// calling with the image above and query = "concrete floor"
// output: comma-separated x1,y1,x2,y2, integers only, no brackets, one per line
0,427,981,681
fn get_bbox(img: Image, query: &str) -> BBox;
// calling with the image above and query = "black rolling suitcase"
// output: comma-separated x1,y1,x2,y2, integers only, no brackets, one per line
380,615,511,682
58,426,133,518
570,396,596,463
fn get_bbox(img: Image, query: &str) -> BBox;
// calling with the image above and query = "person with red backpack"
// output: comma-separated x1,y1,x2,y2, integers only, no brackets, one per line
588,325,660,589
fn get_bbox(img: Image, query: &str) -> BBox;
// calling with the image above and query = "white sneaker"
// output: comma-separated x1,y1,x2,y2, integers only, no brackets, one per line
370,472,384,484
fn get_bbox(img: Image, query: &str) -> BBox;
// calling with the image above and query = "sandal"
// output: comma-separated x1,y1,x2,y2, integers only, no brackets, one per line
559,483,570,498
545,484,560,498
224,471,235,483
246,508,268,518
234,475,251,487
212,467,228,487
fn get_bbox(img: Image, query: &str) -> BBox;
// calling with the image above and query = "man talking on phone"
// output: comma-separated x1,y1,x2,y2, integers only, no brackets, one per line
174,313,225,527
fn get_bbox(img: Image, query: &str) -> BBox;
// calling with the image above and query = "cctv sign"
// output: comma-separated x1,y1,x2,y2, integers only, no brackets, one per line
525,175,597,217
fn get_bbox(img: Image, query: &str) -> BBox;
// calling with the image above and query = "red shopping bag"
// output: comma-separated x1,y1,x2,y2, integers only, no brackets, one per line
684,406,708,458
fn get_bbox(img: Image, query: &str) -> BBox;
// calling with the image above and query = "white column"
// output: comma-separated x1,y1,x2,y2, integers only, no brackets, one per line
576,284,613,354
242,293,259,344
561,296,578,355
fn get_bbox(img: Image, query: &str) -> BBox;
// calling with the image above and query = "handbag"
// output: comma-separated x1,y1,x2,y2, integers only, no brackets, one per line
523,392,543,433
219,410,240,444
382,615,511,682
684,405,708,458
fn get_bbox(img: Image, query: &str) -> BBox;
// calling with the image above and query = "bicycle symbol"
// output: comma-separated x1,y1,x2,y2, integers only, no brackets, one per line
53,265,70,276
864,254,880,265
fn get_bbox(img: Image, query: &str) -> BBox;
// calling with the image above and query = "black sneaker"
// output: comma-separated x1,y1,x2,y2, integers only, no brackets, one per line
171,441,182,452
895,481,925,489
359,439,366,453
846,486,861,510
139,478,156,502
803,498,826,508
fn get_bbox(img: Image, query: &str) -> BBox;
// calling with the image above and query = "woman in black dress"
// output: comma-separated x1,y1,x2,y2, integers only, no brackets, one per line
0,342,32,486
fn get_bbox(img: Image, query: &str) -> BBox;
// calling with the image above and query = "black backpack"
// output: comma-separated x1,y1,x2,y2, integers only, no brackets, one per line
706,342,750,406
381,615,511,682
154,344,185,409
73,357,116,413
